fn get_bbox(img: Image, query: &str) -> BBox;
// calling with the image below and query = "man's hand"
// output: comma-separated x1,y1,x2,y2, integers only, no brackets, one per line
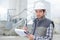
27,34,34,40
23,26,28,31
23,27,34,40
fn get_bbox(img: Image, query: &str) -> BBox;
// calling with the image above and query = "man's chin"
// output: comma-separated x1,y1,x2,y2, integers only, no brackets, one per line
37,17,44,19
37,17,42,19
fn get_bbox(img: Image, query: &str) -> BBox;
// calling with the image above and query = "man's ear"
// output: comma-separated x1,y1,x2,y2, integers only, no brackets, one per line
43,11,46,15
44,11,47,15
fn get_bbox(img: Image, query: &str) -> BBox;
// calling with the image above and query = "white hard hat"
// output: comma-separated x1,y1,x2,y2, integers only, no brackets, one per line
34,2,46,10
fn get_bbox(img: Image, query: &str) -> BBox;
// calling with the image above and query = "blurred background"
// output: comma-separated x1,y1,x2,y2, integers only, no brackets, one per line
0,0,60,40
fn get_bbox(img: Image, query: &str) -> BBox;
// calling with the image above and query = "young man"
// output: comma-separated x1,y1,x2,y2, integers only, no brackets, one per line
23,2,54,40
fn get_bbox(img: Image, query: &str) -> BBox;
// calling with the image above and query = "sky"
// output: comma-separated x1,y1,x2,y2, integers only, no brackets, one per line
0,0,60,20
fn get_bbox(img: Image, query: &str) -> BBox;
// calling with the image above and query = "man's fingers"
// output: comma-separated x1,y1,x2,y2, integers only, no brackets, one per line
23,27,28,30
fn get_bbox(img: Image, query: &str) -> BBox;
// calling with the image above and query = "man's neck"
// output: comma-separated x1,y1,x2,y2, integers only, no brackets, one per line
37,16,45,21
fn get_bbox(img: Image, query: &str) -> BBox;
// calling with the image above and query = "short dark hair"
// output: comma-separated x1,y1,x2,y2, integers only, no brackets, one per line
35,9,46,13
42,9,45,12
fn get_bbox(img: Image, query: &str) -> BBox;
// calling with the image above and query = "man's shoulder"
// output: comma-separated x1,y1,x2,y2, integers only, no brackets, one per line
33,18,37,22
45,18,52,22
45,18,54,28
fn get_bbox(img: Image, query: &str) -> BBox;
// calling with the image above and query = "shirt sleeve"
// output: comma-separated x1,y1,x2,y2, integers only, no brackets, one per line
34,24,54,40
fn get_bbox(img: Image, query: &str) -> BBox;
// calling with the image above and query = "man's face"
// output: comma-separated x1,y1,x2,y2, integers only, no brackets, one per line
35,9,45,19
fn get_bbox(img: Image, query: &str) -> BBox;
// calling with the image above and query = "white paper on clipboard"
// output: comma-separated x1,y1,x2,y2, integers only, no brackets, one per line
15,29,27,36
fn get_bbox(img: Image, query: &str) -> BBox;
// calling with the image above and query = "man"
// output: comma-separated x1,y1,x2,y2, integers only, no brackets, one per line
23,1,54,40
